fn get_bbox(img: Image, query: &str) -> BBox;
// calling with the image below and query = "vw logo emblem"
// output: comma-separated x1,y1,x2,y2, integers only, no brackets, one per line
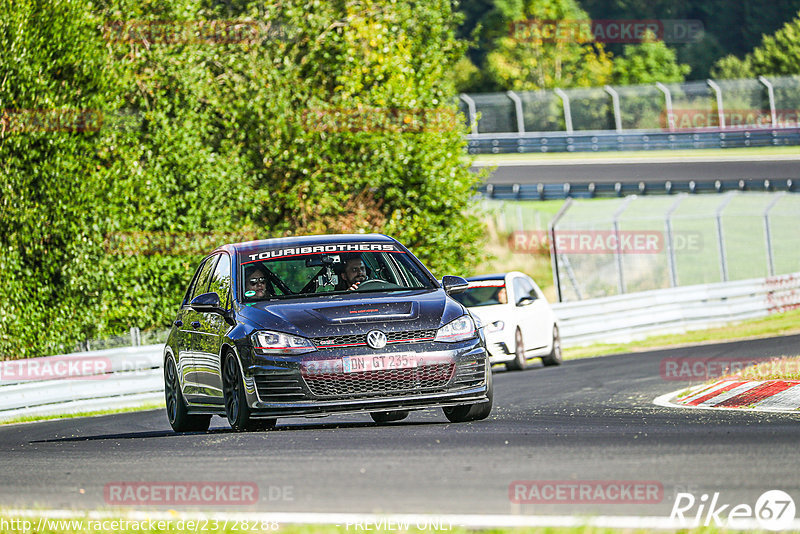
366,330,387,349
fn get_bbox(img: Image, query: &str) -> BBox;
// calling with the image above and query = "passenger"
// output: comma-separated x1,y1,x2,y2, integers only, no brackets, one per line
335,254,369,291
244,266,269,298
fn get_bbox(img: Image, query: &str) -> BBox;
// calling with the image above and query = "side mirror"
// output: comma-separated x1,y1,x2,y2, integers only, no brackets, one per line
442,275,469,295
191,292,223,312
191,292,235,325
516,296,535,307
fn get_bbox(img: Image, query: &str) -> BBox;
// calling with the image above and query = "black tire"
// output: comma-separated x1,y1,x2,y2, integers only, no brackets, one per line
370,410,409,423
442,363,493,423
541,325,563,367
505,328,527,371
164,357,211,432
222,352,276,432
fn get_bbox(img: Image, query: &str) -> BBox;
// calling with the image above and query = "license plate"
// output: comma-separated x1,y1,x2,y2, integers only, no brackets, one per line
342,354,418,373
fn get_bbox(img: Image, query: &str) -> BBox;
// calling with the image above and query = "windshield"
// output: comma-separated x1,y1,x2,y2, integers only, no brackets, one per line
239,244,435,301
450,281,507,307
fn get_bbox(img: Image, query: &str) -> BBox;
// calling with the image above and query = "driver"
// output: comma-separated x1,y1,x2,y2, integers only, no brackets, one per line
335,254,369,291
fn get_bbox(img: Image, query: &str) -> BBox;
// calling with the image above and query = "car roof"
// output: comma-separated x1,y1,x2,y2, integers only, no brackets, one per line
215,233,397,255
466,272,534,282
466,273,507,281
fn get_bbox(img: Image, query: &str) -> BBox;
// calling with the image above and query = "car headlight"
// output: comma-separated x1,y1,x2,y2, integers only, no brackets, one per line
485,320,505,333
252,331,316,355
434,315,476,342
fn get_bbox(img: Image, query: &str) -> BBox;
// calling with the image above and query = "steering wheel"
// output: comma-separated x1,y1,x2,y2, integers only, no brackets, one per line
355,279,389,289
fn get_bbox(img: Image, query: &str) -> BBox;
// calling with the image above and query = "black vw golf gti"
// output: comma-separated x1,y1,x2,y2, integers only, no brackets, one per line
164,234,492,432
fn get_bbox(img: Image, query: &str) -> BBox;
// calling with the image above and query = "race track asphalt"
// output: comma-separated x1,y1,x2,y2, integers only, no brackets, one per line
2,334,799,518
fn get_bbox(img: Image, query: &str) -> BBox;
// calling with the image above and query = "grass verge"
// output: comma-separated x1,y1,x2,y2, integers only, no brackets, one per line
0,401,164,426
563,307,800,360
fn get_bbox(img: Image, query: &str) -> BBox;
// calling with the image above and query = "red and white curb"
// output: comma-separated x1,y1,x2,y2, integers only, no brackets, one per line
654,379,800,413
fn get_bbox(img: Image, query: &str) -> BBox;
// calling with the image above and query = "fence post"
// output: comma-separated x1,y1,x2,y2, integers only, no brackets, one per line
707,79,725,129
715,192,736,282
764,192,786,277
554,88,574,134
549,198,574,302
758,76,778,128
459,94,479,135
613,196,636,294
664,195,687,287
506,91,525,134
604,85,623,133
656,82,675,132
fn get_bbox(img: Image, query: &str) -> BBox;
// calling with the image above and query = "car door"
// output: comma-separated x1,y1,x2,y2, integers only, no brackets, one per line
172,260,209,401
511,275,549,351
194,252,233,404
182,254,219,401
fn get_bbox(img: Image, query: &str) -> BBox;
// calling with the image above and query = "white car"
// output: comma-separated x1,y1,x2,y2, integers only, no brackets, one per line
452,272,561,370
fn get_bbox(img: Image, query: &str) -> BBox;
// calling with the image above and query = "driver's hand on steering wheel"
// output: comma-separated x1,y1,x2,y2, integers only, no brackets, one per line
348,282,360,290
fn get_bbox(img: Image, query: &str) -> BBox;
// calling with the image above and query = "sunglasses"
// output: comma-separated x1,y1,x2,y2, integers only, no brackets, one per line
248,277,266,285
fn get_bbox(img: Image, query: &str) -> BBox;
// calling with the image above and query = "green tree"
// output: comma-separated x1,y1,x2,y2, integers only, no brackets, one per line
484,0,614,90
0,0,486,357
612,32,691,84
712,11,800,78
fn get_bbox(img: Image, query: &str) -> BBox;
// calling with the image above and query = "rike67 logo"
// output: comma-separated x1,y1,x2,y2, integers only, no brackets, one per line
671,490,796,530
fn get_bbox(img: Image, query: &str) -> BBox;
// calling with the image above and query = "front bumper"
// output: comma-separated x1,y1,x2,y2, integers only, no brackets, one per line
483,330,516,363
241,339,489,417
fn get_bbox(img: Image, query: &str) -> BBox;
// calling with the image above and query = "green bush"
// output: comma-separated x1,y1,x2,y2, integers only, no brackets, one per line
0,0,486,357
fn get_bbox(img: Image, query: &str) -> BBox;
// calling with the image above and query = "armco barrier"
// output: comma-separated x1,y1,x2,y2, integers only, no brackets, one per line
466,128,800,155
0,345,164,421
1,273,798,421
551,272,800,345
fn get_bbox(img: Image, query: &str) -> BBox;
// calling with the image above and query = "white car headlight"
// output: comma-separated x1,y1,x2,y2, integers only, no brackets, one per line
434,315,476,342
485,320,505,333
252,331,316,355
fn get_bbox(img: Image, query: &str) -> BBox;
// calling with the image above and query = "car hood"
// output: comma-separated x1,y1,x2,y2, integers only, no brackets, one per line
236,289,465,338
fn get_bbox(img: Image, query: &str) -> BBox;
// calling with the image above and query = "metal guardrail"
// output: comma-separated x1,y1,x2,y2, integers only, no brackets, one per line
552,272,800,345
1,272,798,421
467,128,800,154
481,178,797,200
467,127,800,155
460,75,800,153
0,345,164,421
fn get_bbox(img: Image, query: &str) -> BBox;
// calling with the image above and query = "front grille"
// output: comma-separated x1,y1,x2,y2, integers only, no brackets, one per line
313,329,437,349
303,363,454,398
454,359,486,388
254,373,306,402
